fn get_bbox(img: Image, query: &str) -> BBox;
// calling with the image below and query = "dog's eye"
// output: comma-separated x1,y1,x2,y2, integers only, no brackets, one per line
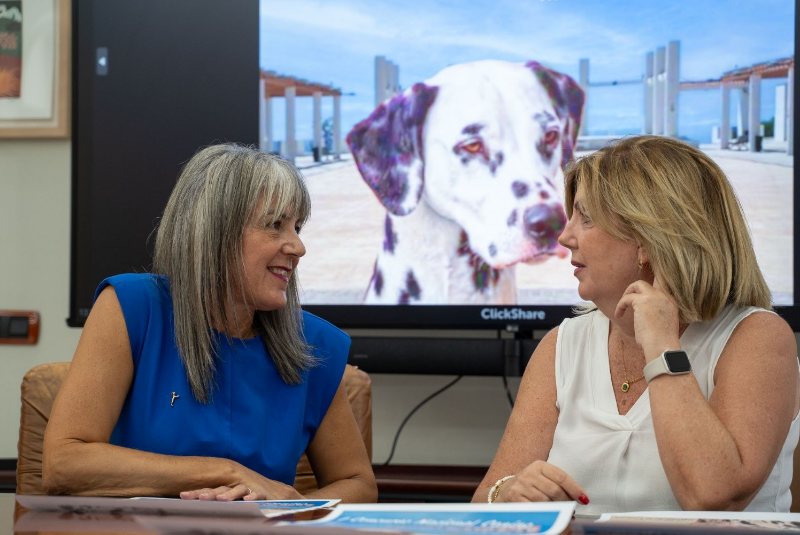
461,140,484,154
544,130,560,146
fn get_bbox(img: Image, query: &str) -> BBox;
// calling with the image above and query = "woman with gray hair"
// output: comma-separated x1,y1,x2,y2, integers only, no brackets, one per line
43,144,377,502
476,135,799,513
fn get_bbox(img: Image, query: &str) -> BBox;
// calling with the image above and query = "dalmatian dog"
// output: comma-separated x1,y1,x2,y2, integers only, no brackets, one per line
347,60,584,304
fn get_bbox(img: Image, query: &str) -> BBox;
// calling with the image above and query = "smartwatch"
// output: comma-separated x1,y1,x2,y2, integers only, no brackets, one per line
643,350,692,383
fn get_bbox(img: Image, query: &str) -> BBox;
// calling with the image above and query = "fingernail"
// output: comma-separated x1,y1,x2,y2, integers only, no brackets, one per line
578,494,590,505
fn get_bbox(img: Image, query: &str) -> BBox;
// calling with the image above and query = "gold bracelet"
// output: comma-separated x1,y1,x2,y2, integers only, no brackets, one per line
487,475,515,503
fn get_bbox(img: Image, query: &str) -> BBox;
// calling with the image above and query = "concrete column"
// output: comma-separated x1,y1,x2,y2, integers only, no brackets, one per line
285,86,296,162
259,77,272,152
775,84,787,142
333,94,342,159
720,83,730,150
653,47,665,136
578,58,589,136
748,74,761,152
644,52,654,135
375,56,388,107
738,86,749,139
788,67,794,156
664,41,679,137
387,61,400,100
313,91,322,157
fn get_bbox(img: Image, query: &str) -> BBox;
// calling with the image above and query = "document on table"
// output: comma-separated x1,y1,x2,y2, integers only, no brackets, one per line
136,501,577,535
578,510,800,533
15,494,339,518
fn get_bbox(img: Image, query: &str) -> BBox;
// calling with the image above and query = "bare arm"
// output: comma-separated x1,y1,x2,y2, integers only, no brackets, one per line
303,381,378,503
650,312,799,510
616,280,800,510
473,328,587,504
42,287,301,499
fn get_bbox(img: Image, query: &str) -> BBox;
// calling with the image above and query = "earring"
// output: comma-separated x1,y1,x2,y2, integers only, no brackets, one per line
637,260,644,270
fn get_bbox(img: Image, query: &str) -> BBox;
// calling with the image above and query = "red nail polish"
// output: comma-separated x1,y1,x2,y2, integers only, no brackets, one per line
578,494,589,505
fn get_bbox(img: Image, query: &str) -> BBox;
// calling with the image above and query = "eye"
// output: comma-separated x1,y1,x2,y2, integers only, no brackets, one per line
458,139,484,155
544,129,560,146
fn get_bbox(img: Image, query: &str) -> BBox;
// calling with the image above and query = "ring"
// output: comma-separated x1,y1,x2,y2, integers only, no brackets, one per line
247,487,253,495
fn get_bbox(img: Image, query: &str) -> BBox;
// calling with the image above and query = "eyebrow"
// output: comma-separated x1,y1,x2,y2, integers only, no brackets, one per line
461,123,485,135
533,111,557,127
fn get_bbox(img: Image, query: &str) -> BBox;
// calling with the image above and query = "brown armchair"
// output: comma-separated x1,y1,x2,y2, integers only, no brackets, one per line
17,362,372,495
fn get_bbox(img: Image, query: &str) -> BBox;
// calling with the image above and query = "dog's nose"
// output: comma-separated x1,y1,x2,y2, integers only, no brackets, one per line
524,204,567,244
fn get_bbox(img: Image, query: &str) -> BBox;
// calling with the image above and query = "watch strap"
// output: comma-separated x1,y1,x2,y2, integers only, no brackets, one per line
644,350,691,383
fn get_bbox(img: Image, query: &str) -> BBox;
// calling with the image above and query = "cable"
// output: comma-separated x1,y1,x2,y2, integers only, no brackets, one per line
501,374,515,411
382,375,463,466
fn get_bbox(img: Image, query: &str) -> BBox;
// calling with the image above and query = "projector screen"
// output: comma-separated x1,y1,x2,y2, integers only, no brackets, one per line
258,0,797,330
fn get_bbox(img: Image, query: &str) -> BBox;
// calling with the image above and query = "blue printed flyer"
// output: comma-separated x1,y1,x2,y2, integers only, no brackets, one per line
282,503,575,535
135,502,575,535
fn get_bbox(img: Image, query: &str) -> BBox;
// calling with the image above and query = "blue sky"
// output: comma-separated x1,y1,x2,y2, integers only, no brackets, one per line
259,0,794,143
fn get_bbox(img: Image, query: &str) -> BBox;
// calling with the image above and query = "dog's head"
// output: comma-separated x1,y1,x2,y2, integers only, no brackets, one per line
348,60,584,269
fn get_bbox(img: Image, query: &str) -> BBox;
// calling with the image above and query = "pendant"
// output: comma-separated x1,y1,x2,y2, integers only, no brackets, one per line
621,381,630,393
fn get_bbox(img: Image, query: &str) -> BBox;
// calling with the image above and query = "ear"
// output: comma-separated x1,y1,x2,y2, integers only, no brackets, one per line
346,83,439,215
526,61,585,168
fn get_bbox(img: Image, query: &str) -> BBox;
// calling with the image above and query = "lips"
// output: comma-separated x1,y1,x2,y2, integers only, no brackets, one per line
267,266,291,282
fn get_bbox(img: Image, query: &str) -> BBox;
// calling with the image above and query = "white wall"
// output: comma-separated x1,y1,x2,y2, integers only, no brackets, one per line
0,138,514,463
0,139,82,457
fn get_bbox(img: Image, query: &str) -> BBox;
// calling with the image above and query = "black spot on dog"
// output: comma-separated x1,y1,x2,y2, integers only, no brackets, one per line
488,151,504,175
462,123,484,135
507,209,517,227
373,267,384,296
540,190,550,200
488,244,497,257
512,181,529,198
383,215,397,253
398,270,422,304
457,231,501,293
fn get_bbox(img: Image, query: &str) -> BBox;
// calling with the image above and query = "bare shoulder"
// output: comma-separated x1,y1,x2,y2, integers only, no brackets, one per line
725,310,796,358
517,326,559,396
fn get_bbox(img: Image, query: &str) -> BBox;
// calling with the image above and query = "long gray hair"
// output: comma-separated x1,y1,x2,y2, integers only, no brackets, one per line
153,143,316,403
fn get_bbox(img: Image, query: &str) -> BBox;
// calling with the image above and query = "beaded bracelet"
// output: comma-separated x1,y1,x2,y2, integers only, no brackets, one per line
487,475,515,503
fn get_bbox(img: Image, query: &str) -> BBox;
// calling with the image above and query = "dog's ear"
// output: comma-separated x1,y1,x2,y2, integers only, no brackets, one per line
347,83,438,215
526,61,585,167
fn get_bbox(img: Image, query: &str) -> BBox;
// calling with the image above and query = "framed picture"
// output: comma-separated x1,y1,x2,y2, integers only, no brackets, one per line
0,0,69,138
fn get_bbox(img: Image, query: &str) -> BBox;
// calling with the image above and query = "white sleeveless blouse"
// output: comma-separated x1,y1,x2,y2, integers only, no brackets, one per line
546,306,799,514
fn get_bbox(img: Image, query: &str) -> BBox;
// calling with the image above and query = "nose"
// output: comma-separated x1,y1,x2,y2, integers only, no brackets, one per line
523,204,567,247
284,231,306,258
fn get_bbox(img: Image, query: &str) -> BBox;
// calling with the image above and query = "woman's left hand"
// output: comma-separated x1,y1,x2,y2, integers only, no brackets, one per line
179,465,304,501
614,278,681,360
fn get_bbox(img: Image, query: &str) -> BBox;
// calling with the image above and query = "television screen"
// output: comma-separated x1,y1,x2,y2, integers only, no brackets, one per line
258,0,796,331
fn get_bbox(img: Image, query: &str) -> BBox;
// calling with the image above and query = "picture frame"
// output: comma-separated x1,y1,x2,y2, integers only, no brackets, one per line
0,0,69,138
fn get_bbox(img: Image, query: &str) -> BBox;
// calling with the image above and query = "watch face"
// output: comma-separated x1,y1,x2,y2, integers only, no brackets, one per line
664,350,692,373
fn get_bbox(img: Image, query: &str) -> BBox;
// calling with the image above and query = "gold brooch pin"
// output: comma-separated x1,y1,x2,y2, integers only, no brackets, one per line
171,392,180,407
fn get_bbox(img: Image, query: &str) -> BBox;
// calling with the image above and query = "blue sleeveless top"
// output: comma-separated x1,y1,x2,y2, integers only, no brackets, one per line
95,273,350,485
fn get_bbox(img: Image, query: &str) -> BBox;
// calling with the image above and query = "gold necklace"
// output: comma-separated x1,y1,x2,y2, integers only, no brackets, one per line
619,336,645,393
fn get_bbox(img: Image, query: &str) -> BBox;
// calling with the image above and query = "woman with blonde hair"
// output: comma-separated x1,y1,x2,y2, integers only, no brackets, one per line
476,135,799,512
43,143,377,502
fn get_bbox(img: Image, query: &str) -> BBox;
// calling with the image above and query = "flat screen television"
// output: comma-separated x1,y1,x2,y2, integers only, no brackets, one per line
260,0,798,337
71,0,797,374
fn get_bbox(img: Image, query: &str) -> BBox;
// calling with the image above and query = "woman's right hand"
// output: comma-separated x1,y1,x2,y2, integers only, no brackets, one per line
497,460,589,505
179,462,303,501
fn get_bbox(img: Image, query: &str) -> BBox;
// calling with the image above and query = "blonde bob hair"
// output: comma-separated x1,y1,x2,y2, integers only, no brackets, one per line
154,143,315,403
564,135,771,323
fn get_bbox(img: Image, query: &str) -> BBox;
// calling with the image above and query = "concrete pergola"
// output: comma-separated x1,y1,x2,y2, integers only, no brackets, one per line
715,57,794,154
259,70,343,162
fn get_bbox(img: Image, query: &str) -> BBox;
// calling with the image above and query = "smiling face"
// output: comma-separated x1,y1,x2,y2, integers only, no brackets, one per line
558,183,641,312
234,207,306,319
420,60,570,268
